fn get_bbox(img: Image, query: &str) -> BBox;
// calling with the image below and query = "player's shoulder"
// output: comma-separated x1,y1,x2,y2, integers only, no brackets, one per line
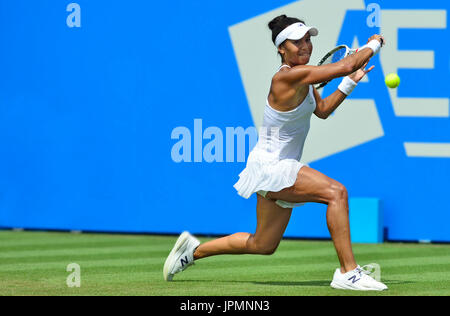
271,64,309,85
272,66,291,81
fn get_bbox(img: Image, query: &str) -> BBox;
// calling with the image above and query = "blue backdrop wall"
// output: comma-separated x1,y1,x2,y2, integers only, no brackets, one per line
0,0,449,242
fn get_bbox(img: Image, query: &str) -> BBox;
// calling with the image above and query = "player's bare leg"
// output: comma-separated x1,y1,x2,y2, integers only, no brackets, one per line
193,195,292,259
268,166,357,273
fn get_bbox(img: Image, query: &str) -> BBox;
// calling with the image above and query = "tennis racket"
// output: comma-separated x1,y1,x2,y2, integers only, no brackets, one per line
315,39,383,90
315,45,357,90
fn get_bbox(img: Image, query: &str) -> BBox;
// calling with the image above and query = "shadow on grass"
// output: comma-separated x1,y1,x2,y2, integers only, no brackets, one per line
175,280,329,287
251,280,330,287
383,279,414,285
250,279,413,287
175,279,413,287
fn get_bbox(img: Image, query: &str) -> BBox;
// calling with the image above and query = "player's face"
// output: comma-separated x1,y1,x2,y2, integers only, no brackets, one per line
280,33,313,65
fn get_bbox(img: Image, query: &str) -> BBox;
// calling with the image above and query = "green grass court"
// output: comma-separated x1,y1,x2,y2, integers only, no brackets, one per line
0,230,449,296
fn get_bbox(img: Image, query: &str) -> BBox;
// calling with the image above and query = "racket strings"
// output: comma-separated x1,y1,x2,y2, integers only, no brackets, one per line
321,48,347,65
316,47,349,89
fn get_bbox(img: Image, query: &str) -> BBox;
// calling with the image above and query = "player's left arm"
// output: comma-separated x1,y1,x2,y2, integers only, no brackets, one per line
312,88,347,119
313,61,375,119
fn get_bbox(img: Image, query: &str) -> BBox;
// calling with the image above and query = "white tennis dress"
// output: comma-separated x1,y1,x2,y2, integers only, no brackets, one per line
233,65,317,208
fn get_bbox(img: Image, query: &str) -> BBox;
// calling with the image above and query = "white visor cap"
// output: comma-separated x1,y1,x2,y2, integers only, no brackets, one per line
275,22,319,48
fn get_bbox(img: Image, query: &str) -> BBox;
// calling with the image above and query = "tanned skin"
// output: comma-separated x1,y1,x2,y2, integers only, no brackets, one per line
194,33,384,274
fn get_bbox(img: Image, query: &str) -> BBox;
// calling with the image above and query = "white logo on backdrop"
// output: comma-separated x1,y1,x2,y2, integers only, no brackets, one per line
228,0,449,162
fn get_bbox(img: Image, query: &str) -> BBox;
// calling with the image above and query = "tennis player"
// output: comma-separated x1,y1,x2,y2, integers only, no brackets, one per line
164,15,387,291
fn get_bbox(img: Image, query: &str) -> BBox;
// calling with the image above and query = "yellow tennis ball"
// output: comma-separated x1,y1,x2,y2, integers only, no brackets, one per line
385,73,400,88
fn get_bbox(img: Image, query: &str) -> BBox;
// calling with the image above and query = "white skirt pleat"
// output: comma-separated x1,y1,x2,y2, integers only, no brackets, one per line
233,148,304,199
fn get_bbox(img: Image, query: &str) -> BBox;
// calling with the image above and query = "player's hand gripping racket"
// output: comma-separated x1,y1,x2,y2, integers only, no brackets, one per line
315,38,384,90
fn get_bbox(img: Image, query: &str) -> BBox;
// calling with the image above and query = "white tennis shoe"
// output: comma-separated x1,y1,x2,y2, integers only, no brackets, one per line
163,231,200,281
330,265,388,291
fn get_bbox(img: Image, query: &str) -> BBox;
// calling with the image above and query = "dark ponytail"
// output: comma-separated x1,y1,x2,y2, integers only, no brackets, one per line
268,14,305,45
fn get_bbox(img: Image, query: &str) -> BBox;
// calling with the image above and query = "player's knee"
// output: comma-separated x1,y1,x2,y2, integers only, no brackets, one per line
259,245,278,255
327,182,348,204
253,242,278,255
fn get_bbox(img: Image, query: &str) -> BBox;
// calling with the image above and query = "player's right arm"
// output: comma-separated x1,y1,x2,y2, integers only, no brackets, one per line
275,35,384,86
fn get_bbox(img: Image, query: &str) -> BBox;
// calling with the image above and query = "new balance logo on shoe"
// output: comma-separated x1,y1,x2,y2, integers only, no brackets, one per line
348,275,361,283
180,256,189,267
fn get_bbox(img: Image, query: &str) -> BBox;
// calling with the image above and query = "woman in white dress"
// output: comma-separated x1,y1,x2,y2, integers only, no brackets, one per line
164,15,387,291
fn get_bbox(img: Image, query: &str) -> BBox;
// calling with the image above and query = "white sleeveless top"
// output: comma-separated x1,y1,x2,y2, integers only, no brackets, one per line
233,65,317,199
255,65,316,161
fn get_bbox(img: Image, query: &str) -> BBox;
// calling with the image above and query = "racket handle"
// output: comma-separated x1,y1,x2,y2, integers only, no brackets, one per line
380,38,384,46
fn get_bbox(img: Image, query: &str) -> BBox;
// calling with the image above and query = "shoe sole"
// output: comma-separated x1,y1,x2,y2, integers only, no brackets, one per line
330,281,385,291
163,232,191,281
